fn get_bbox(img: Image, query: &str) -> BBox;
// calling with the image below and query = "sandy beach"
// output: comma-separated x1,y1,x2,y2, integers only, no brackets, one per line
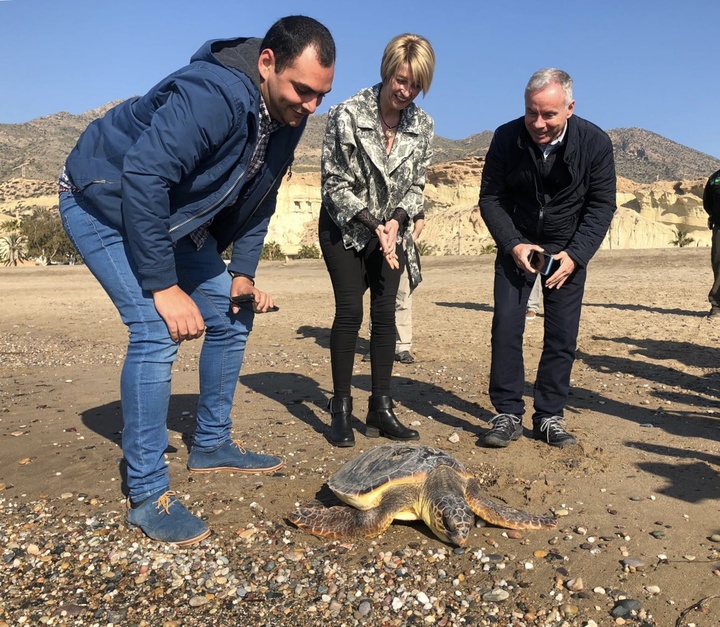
1,248,719,626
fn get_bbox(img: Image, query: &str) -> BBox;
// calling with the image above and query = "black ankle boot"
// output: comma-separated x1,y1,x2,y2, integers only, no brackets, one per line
366,396,419,441
328,397,355,447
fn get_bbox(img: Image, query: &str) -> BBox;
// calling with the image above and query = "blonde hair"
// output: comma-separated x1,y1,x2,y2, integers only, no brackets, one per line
380,33,435,95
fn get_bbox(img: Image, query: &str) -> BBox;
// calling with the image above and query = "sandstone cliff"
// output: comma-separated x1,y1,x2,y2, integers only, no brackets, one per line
0,167,710,255
266,160,709,255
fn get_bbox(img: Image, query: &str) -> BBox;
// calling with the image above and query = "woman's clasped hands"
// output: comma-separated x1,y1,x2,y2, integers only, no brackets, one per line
376,219,400,270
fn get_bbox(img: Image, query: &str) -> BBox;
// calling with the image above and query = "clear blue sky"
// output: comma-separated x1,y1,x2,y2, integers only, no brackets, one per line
2,0,718,158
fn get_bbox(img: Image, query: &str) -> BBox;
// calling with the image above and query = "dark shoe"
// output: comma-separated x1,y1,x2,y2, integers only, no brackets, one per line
188,440,283,473
709,307,720,319
366,396,419,441
483,413,523,448
395,351,415,364
127,490,210,546
328,396,355,448
362,352,371,362
532,416,577,447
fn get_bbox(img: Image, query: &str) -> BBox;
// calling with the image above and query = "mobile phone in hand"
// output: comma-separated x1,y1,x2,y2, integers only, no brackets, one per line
529,251,557,276
230,294,279,313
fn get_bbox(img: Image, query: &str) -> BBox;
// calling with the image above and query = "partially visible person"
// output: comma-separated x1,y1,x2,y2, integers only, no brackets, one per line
526,273,541,320
59,16,335,545
703,168,720,318
479,68,616,449
320,33,435,447
362,211,425,364
394,212,425,363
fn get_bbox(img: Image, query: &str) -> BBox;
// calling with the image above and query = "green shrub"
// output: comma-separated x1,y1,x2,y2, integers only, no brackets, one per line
669,228,695,248
415,241,436,256
260,241,285,260
297,244,321,259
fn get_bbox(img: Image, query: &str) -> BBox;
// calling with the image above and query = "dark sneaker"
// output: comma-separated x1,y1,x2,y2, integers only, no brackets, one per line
533,416,577,447
709,307,720,319
483,413,523,448
188,440,283,474
395,351,415,364
127,490,210,546
362,352,371,362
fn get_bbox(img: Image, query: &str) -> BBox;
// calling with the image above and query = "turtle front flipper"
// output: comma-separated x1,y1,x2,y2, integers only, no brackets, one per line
465,479,557,530
289,500,396,541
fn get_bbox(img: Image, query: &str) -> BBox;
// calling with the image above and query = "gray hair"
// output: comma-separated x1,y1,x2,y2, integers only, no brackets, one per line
525,68,573,105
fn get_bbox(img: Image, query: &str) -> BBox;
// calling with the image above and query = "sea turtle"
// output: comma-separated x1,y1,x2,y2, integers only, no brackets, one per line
289,444,557,547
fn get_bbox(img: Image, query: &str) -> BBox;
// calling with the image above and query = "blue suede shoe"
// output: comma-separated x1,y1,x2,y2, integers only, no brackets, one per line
127,490,210,547
187,439,284,474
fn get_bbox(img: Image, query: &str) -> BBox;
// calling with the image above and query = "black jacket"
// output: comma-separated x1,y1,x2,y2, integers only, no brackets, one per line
703,169,720,228
479,115,616,268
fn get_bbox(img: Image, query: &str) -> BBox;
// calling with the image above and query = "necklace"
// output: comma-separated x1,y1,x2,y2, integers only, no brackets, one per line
379,108,399,139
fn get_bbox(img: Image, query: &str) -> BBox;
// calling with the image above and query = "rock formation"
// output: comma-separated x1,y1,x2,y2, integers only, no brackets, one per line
0,166,710,255
266,159,709,256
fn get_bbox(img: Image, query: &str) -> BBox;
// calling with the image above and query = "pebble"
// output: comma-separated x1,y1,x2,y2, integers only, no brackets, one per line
559,603,579,617
565,577,583,592
611,598,642,618
650,530,665,539
622,557,646,571
645,585,661,594
357,600,372,616
483,588,510,602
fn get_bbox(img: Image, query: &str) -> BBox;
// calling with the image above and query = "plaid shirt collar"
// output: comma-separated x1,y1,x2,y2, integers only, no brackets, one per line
258,95,282,136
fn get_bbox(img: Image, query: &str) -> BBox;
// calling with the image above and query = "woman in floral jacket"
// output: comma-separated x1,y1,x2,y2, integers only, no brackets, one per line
319,33,435,447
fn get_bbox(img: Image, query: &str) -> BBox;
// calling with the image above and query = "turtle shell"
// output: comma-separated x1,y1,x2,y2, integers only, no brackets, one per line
328,444,470,507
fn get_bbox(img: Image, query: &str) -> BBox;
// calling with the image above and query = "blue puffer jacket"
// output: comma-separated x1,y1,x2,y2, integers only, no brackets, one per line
65,37,305,291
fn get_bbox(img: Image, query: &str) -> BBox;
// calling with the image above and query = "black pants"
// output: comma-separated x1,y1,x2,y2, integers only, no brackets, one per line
489,251,586,424
319,208,404,398
709,228,720,309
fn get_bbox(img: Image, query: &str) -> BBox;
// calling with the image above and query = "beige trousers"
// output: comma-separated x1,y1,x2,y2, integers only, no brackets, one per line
395,267,413,352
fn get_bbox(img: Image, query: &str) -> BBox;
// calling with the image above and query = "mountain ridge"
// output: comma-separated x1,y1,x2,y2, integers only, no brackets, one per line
1,102,718,184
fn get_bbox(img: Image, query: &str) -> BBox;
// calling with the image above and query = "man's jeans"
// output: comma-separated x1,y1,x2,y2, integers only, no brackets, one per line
488,251,586,423
59,191,252,503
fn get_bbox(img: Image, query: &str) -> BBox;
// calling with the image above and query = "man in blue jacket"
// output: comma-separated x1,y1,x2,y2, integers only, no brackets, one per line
479,68,616,449
59,15,335,546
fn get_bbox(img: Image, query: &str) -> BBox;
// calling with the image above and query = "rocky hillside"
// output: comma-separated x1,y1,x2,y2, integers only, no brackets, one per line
1,102,717,261
1,102,718,183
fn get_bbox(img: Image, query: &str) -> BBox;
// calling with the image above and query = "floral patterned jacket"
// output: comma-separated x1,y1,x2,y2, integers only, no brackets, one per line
321,84,434,288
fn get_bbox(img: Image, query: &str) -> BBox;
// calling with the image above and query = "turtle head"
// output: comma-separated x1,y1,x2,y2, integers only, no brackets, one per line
427,494,475,547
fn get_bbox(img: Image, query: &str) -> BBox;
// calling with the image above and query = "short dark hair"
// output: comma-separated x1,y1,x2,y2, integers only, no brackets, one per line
261,15,335,73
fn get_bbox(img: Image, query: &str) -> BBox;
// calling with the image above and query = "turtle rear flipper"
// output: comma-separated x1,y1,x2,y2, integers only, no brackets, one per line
465,479,557,530
289,500,396,541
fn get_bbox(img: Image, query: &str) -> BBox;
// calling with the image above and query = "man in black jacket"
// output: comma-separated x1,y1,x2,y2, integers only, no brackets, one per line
479,68,616,448
703,169,720,318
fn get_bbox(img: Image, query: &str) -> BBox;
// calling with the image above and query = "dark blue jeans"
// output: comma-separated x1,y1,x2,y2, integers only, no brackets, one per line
488,251,586,424
60,191,253,502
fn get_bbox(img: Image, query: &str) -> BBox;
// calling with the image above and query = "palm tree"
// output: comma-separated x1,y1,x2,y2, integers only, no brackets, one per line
669,227,695,248
0,233,30,266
